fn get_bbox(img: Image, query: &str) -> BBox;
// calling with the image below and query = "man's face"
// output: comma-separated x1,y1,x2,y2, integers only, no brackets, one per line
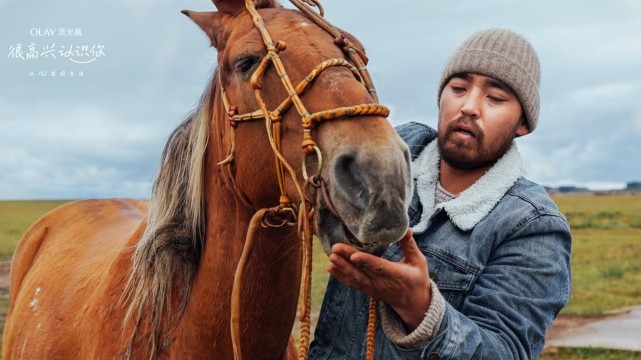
438,73,529,170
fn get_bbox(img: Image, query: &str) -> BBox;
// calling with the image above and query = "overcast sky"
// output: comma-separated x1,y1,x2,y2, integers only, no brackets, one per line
1,0,640,200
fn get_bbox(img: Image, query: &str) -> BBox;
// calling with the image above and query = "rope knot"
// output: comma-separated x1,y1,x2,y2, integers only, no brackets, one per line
302,115,314,129
333,34,348,47
274,40,287,52
332,33,370,66
302,131,316,155
262,205,297,228
279,194,292,205
228,106,238,127
269,110,282,123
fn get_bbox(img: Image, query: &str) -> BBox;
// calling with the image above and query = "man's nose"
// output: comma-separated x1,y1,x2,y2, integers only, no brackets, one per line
460,89,481,118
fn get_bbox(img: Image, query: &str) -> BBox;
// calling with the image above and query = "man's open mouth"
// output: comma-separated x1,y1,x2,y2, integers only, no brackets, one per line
452,125,477,138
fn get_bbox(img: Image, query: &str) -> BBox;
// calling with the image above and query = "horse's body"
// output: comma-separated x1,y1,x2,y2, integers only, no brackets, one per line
5,199,148,358
3,1,412,358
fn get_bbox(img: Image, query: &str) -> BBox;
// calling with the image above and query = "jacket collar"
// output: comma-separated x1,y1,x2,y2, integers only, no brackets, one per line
411,140,523,233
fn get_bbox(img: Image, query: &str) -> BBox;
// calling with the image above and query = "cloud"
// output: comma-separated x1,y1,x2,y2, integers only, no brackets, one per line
634,97,641,136
518,79,641,188
2,0,641,199
548,82,641,126
626,0,641,17
0,99,171,199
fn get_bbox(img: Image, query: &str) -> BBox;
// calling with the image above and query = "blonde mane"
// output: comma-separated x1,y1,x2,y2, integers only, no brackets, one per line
121,77,215,357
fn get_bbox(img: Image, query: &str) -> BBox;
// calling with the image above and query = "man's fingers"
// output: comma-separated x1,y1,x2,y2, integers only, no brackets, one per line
399,229,425,266
332,243,391,278
328,253,372,293
331,242,358,258
349,251,389,276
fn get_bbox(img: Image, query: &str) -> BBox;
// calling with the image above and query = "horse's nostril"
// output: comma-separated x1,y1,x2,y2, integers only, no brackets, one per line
334,153,355,176
332,153,370,208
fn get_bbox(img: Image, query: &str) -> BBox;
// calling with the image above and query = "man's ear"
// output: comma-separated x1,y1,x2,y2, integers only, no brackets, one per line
515,118,530,137
181,10,232,49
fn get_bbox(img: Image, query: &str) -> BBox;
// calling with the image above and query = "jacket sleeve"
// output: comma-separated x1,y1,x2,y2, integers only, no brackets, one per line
380,279,446,348
382,213,572,359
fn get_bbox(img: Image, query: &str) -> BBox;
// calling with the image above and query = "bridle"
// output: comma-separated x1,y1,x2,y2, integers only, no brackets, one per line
224,1,387,359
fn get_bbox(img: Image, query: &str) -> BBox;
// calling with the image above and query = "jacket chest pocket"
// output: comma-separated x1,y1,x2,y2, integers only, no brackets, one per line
425,251,480,311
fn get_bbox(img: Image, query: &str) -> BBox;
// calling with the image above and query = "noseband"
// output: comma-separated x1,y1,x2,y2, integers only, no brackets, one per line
224,1,385,359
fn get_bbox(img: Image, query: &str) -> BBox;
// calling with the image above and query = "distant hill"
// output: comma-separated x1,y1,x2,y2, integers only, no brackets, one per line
546,181,641,195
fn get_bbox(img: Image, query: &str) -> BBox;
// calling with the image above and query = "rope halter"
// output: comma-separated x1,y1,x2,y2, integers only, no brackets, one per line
226,1,385,359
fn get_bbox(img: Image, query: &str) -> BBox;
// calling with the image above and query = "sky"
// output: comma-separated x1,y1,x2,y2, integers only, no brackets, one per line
1,0,640,200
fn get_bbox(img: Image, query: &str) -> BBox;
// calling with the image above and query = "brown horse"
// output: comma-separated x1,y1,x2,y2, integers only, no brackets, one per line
2,0,411,359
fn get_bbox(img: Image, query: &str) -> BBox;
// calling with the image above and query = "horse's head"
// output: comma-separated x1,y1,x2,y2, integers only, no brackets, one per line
183,0,412,256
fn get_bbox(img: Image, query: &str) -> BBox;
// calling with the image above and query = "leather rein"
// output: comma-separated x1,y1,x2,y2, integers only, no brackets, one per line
223,1,386,359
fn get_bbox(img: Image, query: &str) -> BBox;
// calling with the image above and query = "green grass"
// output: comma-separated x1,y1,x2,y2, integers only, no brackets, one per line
540,347,641,359
311,239,330,310
553,195,641,315
539,195,641,358
0,200,69,260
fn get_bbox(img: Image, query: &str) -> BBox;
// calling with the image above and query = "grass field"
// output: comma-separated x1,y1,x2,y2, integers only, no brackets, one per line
553,195,641,315
540,347,641,360
0,200,68,261
0,195,640,358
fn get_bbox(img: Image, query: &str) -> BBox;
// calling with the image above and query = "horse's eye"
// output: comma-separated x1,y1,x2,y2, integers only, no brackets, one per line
235,56,260,74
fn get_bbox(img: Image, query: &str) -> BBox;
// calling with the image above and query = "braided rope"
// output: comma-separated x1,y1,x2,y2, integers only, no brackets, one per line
227,58,363,126
308,104,389,124
366,298,377,360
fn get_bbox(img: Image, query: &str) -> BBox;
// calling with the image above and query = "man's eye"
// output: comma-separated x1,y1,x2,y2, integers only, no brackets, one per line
450,86,466,93
488,96,506,104
235,56,260,74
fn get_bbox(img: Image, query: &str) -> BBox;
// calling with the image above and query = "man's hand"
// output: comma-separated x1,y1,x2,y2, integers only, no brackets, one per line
327,229,431,331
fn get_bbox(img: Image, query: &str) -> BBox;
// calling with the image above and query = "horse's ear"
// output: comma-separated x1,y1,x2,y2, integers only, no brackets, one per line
211,0,280,15
182,1,280,48
181,10,232,49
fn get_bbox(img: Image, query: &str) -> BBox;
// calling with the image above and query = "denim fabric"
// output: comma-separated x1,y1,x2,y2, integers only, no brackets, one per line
309,122,572,359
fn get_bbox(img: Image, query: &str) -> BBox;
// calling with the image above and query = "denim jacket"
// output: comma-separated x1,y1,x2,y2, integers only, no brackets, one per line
309,122,572,359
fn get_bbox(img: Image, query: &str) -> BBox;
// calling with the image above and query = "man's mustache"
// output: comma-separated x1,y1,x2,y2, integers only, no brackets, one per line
444,115,483,139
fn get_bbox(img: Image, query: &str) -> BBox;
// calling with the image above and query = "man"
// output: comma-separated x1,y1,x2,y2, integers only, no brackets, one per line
309,29,572,359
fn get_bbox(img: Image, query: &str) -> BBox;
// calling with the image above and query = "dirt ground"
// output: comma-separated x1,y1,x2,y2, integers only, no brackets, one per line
0,261,10,329
0,259,604,344
544,313,607,345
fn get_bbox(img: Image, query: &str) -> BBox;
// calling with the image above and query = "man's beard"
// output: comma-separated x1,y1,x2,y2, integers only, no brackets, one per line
438,115,517,170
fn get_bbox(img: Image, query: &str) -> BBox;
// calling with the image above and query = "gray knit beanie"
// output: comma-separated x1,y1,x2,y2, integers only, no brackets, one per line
437,29,541,131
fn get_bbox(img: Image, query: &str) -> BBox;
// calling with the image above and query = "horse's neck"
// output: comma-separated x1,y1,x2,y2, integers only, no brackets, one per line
173,118,302,358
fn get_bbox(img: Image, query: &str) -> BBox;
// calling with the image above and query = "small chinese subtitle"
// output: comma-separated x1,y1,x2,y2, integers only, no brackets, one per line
29,70,85,78
6,27,106,78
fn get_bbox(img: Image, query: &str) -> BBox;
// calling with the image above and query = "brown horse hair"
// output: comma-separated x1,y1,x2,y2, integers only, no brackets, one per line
120,74,215,358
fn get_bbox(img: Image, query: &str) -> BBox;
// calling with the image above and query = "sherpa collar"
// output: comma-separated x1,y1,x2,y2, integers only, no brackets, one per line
411,140,523,233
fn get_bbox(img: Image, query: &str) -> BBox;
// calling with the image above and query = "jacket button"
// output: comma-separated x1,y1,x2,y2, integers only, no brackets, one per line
426,353,439,360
